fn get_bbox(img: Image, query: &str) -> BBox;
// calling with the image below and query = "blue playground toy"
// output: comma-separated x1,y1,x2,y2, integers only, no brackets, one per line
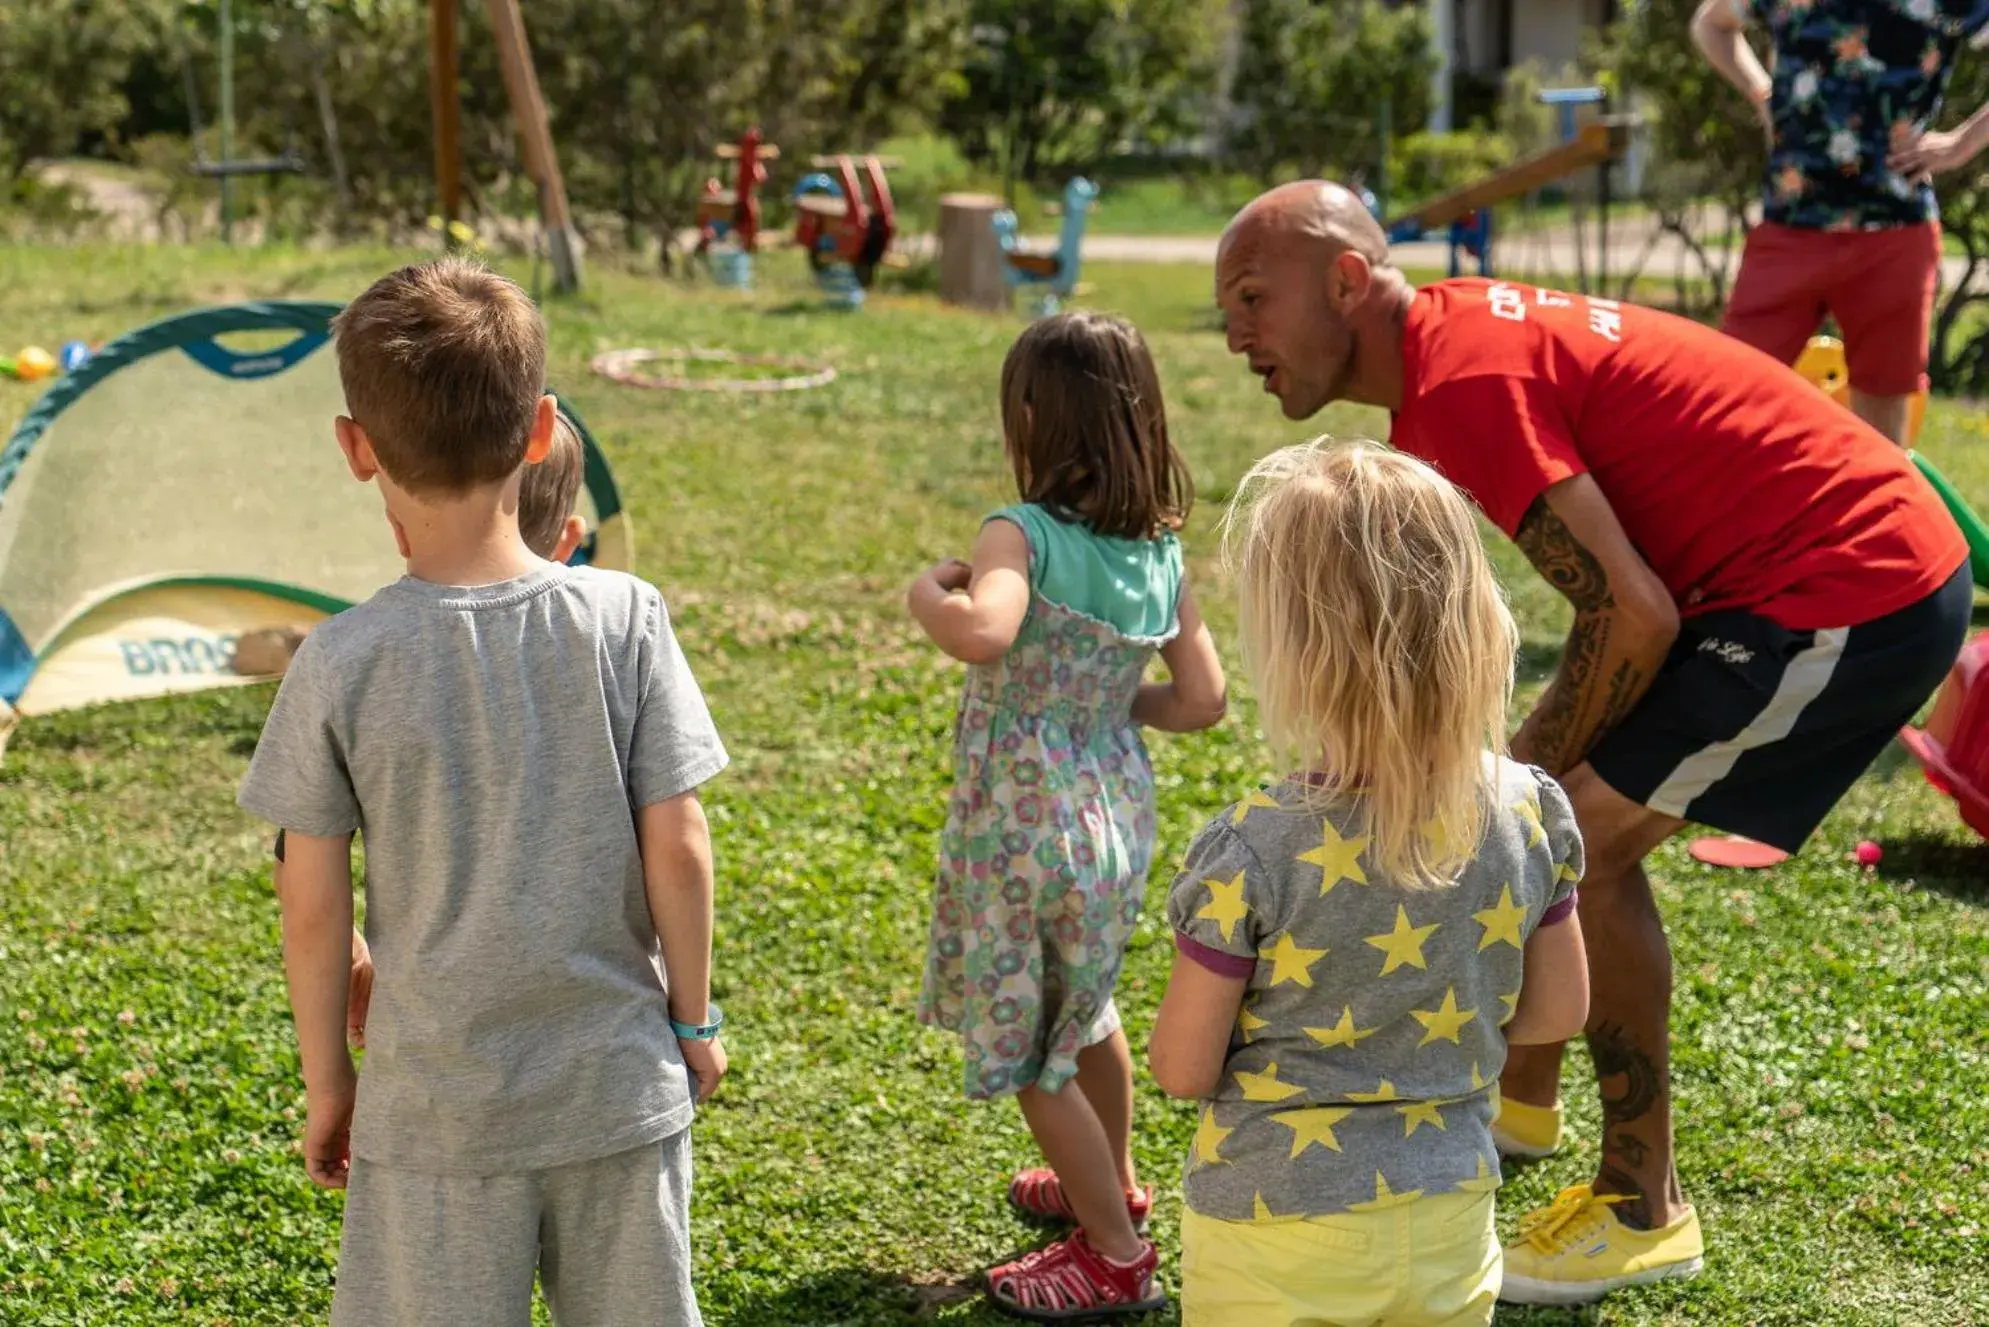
990,177,1099,317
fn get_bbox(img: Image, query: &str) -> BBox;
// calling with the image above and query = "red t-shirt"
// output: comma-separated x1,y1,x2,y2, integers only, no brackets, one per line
1390,278,1967,630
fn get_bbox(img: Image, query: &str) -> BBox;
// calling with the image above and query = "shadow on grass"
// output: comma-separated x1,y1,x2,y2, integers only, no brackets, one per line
1874,831,1989,904
713,1268,982,1326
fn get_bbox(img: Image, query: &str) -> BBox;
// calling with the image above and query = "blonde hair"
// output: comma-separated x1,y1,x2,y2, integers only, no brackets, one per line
1222,439,1518,889
332,256,547,494
519,413,584,558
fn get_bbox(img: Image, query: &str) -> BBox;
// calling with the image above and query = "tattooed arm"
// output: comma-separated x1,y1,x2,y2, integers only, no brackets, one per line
1510,475,1680,776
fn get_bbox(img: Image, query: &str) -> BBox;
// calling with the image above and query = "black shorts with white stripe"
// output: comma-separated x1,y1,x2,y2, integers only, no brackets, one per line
1587,563,1974,854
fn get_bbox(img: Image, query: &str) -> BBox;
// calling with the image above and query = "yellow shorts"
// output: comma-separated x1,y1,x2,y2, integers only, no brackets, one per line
1179,1191,1499,1327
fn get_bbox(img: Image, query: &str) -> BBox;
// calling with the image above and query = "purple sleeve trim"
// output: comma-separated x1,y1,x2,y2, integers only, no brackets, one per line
1176,931,1257,978
1539,891,1579,928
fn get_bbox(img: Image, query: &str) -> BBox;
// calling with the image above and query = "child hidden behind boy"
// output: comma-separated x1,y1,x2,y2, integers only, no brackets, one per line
907,312,1228,1321
1149,440,1591,1326
237,258,729,1327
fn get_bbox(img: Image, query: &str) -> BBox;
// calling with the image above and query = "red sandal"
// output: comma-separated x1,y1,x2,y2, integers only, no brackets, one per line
1008,1168,1154,1233
986,1229,1168,1321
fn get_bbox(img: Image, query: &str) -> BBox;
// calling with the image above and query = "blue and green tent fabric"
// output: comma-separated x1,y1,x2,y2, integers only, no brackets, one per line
0,300,630,755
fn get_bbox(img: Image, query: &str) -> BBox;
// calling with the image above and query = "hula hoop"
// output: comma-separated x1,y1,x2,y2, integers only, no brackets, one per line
590,347,837,393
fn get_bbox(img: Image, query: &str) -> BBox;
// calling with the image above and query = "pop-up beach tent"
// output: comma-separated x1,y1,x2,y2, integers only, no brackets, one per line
0,300,630,756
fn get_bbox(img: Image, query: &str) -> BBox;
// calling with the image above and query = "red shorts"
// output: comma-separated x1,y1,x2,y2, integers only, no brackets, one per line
1722,220,1942,397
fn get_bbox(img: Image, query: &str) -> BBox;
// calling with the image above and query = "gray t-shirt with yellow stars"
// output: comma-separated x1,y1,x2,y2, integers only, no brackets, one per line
1165,756,1582,1222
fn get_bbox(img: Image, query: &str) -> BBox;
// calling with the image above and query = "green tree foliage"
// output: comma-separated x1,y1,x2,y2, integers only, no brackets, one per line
0,0,176,179
941,0,1225,188
1222,0,1434,186
1591,0,1765,309
134,0,976,258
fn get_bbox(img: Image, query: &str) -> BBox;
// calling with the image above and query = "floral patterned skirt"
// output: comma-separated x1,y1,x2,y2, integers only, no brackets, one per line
917,718,1157,1100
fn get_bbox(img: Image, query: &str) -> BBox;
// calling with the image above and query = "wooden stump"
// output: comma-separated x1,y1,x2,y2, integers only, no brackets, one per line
939,193,1009,312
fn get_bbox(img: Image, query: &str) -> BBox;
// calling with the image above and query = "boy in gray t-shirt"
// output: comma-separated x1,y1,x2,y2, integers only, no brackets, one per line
237,258,727,1327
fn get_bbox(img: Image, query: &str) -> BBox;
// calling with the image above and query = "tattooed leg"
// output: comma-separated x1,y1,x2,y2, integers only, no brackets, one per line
1580,863,1686,1230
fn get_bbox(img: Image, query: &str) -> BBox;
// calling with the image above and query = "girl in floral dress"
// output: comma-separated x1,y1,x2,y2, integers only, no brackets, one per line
907,312,1227,1320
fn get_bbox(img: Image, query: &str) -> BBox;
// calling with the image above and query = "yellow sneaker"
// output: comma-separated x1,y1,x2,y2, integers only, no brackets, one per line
1491,1096,1562,1159
1499,1185,1705,1306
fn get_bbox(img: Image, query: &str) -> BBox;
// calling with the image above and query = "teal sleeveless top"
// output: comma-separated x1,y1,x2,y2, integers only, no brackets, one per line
987,503,1183,639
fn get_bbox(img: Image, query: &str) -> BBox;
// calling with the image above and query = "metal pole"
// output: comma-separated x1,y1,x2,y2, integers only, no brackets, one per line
220,0,234,243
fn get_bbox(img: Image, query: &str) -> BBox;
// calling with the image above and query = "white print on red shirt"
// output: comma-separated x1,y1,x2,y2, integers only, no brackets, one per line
1485,283,1622,343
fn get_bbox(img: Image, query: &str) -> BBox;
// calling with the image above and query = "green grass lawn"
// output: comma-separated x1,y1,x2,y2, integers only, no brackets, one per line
2,241,1986,1326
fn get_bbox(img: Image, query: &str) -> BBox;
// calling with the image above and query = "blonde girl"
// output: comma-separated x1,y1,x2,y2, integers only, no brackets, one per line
1149,439,1590,1326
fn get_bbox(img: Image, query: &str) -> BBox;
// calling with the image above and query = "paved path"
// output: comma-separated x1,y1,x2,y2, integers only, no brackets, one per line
1019,222,1984,292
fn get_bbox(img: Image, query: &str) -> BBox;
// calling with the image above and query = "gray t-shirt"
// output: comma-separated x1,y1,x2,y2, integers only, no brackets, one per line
1165,756,1581,1221
237,563,728,1175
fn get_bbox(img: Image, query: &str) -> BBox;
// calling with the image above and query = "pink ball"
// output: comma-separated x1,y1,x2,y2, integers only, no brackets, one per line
1855,840,1883,867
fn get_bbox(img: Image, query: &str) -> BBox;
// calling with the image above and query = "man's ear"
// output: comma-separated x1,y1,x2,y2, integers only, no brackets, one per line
335,416,381,483
523,395,558,465
1329,249,1375,310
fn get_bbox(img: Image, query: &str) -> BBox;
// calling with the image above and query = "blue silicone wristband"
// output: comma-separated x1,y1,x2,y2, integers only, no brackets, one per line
670,1003,724,1041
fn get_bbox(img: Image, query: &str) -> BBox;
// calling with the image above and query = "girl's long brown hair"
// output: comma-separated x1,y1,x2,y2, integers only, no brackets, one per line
999,313,1192,539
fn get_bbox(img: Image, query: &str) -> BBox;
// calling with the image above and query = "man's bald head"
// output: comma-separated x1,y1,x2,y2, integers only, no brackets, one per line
1219,180,1390,270
1215,180,1409,418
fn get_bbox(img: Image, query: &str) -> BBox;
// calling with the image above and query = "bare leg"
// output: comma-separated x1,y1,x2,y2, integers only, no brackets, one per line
1016,1082,1144,1262
1074,1030,1139,1193
1579,860,1687,1229
1850,388,1912,447
1545,765,1688,1230
1501,1040,1567,1109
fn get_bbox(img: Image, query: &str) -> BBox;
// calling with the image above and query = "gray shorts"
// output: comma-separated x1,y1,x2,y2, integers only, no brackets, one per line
331,1128,701,1327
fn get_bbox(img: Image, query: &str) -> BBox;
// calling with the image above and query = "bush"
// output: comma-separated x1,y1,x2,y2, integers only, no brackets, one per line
1385,129,1514,209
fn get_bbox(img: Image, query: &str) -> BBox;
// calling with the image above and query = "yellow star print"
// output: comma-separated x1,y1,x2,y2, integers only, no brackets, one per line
1411,988,1478,1046
1193,1106,1233,1167
1231,788,1281,825
1302,1006,1376,1051
1499,990,1521,1025
1195,870,1250,944
1557,860,1581,884
1512,792,1546,848
1398,1099,1447,1137
1472,884,1528,951
1345,1079,1399,1103
1261,933,1328,988
1457,1155,1503,1193
1469,1063,1487,1091
1420,815,1460,859
1271,1105,1353,1157
1234,1061,1305,1102
1364,905,1440,975
1348,1170,1425,1212
1253,1192,1276,1221
1297,821,1369,895
1237,1002,1270,1042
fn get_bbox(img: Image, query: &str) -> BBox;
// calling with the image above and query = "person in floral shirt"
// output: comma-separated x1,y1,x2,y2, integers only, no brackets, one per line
1693,0,1989,442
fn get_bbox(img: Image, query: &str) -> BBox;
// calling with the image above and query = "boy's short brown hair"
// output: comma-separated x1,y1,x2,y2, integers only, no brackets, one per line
520,414,585,559
332,257,547,494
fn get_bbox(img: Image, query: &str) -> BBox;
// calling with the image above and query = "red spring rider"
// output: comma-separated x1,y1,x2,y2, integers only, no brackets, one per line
791,154,898,288
695,127,780,255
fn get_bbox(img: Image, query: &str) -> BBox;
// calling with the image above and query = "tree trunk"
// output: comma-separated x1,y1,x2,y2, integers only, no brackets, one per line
939,192,1010,312
309,45,353,216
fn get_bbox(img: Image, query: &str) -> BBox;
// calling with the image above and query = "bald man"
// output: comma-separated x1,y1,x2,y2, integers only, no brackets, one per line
1216,182,1971,1307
